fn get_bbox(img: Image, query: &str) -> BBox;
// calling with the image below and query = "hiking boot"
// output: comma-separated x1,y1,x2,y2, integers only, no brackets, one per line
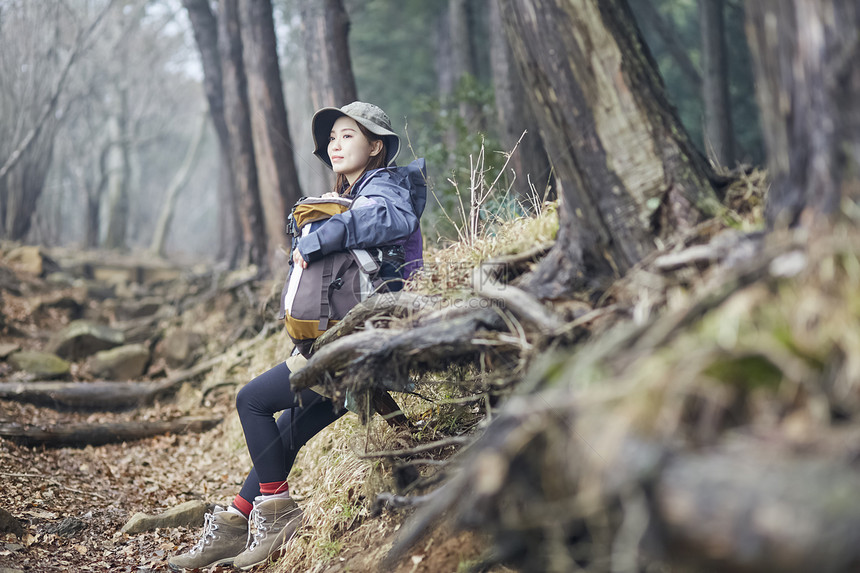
233,496,303,570
168,507,248,572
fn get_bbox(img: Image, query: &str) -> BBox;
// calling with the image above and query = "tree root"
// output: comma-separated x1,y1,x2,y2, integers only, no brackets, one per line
356,435,472,459
292,306,517,422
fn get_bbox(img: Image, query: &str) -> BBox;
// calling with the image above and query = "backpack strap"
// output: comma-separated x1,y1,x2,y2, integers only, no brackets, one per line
351,248,380,274
318,255,336,331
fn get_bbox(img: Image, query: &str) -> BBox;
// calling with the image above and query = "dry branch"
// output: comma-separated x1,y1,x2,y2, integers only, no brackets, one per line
473,269,564,334
357,435,472,459
0,416,221,447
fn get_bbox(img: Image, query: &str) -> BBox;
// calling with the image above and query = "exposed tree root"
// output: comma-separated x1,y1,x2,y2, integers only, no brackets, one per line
292,306,520,422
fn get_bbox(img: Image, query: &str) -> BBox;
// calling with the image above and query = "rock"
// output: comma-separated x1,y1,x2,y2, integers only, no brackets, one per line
0,508,24,538
44,516,86,537
4,245,58,277
85,280,117,301
32,291,85,320
8,351,71,379
45,272,77,287
47,320,125,361
0,343,21,359
160,329,204,369
89,344,150,379
0,266,21,296
121,500,209,534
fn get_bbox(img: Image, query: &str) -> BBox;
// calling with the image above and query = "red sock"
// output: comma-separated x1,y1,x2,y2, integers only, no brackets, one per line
259,480,289,496
232,495,253,517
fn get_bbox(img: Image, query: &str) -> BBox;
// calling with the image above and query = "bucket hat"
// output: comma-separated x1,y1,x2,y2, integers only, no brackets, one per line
312,101,401,169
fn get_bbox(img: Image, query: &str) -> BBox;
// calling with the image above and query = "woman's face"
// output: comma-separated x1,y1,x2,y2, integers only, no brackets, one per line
328,116,382,185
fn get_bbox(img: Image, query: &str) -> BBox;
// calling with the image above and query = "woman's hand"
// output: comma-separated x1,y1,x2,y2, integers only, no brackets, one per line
321,191,338,198
292,248,308,269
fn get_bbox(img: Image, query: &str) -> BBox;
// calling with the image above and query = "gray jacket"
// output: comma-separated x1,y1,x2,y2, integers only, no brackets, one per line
297,158,427,263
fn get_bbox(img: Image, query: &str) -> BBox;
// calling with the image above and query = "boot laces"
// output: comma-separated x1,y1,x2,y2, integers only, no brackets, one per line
190,512,218,554
247,505,269,550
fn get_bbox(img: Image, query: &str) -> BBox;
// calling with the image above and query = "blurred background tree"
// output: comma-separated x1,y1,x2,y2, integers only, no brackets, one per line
0,0,767,266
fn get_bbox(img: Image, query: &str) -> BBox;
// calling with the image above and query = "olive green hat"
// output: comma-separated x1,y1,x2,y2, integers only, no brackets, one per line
311,101,401,169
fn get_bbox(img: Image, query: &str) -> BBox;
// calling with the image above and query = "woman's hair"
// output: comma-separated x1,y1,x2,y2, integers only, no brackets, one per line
334,121,388,195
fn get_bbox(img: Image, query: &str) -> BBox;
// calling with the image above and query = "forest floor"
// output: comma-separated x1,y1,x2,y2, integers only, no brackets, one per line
0,245,516,573
0,389,507,573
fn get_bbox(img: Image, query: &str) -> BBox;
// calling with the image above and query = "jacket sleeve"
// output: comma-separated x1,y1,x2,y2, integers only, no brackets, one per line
298,174,418,263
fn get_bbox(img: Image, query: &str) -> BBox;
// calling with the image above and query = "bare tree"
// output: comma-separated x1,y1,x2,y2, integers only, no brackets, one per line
103,88,132,249
499,0,722,298
182,0,242,264
448,0,479,128
298,0,358,196
745,0,860,229
699,0,735,167
488,0,552,206
218,0,268,270
435,2,454,106
633,0,703,92
0,0,118,241
150,113,208,256
239,0,303,263
298,0,358,111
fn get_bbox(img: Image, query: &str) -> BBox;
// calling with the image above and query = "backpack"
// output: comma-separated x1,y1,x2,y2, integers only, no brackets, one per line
277,196,390,358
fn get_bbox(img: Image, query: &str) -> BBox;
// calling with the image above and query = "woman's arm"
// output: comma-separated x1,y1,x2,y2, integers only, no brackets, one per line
297,172,419,263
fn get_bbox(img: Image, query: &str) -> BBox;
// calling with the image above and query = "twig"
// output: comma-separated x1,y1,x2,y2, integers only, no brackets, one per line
357,435,472,459
395,459,449,468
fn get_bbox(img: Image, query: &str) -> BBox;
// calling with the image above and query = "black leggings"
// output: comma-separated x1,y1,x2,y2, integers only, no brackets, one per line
235,361,345,504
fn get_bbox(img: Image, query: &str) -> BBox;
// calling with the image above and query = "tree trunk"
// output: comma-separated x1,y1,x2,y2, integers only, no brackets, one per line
217,155,242,266
103,88,131,250
488,0,553,206
150,113,207,257
298,0,358,111
239,0,303,264
182,0,241,264
0,417,222,448
699,0,734,168
499,0,722,298
435,3,454,104
0,381,164,410
449,0,479,129
0,129,55,241
632,0,702,92
218,0,268,270
745,0,860,229
84,143,111,249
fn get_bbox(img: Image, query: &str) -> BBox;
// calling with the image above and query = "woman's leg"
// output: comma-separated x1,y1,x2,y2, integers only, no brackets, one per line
233,362,345,513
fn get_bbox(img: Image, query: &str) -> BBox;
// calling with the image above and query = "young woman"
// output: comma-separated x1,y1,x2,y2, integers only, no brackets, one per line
169,102,425,572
